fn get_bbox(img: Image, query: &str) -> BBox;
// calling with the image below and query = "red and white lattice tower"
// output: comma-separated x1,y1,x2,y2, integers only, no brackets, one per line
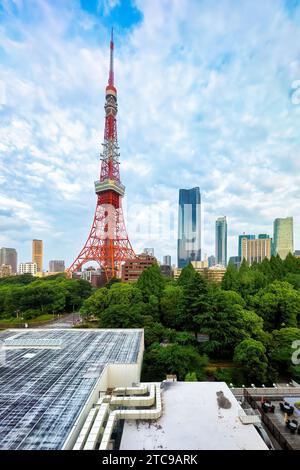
68,30,135,281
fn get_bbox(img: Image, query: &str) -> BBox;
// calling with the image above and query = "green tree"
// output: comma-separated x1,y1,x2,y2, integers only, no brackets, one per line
182,272,209,335
233,339,269,384
185,372,198,381
283,253,300,274
160,284,185,329
80,287,110,318
222,262,240,291
196,289,265,357
177,262,196,287
142,343,208,381
108,283,143,306
137,264,165,301
284,273,300,290
270,255,285,280
99,303,145,328
269,328,300,379
252,281,300,331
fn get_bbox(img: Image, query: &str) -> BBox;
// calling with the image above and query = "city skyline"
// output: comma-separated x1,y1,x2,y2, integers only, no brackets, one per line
1,1,300,266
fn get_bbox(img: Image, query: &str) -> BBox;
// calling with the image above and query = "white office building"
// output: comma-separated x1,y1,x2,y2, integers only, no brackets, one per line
18,262,37,275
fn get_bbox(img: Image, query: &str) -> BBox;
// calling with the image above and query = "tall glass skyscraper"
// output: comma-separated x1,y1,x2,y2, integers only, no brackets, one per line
177,187,201,268
215,216,227,267
273,217,294,260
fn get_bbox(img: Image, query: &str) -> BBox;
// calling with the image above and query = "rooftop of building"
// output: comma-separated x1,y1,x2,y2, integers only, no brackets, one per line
120,381,268,450
0,328,143,450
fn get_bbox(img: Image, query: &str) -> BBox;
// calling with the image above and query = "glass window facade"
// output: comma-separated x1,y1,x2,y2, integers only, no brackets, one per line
273,217,294,260
177,187,201,268
215,217,227,267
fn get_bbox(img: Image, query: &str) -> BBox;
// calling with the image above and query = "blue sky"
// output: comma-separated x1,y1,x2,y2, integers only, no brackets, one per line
1,0,300,269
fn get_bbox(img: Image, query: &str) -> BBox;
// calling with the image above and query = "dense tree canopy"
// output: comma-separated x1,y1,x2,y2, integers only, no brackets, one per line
270,328,300,379
2,254,300,386
233,339,269,384
0,275,92,319
142,343,208,381
251,281,300,330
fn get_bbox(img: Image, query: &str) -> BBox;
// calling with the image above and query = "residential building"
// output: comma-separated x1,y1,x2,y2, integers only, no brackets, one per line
0,264,12,278
18,262,37,275
177,187,201,268
215,216,227,267
49,260,65,272
294,250,300,259
192,260,208,269
241,236,272,265
273,217,294,260
238,234,255,257
0,247,17,274
208,255,216,267
205,265,227,283
121,253,157,282
163,255,171,267
32,239,43,272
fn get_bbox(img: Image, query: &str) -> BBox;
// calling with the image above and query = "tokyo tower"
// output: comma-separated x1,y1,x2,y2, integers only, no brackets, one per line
68,30,135,281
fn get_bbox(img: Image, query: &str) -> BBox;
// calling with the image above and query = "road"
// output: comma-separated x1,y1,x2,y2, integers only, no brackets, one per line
30,313,81,329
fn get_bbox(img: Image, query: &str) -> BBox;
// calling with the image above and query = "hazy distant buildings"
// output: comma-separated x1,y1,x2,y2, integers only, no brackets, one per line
215,217,227,267
81,268,105,288
241,236,272,265
238,235,255,258
0,247,17,274
208,255,216,267
228,256,241,270
273,217,294,260
143,248,154,257
19,262,37,275
32,239,43,272
49,260,65,273
0,264,12,278
163,255,171,267
177,187,201,268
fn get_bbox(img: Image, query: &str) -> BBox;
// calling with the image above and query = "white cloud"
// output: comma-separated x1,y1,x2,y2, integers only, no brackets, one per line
1,0,300,267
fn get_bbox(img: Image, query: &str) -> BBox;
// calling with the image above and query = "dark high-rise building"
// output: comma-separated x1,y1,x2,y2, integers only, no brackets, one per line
163,255,171,267
177,187,201,268
238,234,255,257
208,255,216,268
49,260,65,272
228,256,241,270
0,247,17,274
215,216,227,267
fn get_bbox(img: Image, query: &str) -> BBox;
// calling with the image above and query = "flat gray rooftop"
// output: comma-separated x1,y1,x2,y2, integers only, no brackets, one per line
120,382,268,450
0,329,142,450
